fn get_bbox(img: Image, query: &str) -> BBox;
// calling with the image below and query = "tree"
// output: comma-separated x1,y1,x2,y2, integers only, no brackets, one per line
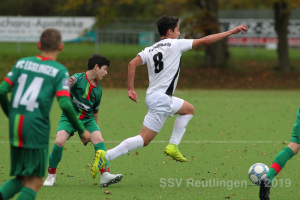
183,0,230,68
0,0,62,16
55,0,230,68
219,0,300,72
55,0,188,25
274,1,290,72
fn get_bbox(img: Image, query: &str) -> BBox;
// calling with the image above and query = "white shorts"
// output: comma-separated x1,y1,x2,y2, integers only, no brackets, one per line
143,91,184,133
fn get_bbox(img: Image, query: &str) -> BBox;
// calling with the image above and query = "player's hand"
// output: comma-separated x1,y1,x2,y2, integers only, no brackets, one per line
69,76,75,88
128,90,138,103
231,25,248,34
80,130,91,144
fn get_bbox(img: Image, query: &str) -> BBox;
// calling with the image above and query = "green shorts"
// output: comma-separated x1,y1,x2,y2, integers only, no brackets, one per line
57,114,100,136
291,106,300,143
10,146,48,177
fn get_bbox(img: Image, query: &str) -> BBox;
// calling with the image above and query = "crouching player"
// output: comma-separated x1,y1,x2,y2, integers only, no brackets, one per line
43,54,122,187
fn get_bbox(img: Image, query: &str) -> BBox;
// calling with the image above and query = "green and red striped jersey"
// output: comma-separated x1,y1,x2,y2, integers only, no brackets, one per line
70,72,102,120
4,55,70,149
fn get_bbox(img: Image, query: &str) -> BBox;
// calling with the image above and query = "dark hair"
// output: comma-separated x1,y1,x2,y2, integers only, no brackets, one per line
40,28,62,52
88,54,110,70
156,15,179,37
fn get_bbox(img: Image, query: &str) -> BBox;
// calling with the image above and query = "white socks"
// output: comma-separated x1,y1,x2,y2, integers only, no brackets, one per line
105,114,192,161
169,114,193,145
106,135,144,161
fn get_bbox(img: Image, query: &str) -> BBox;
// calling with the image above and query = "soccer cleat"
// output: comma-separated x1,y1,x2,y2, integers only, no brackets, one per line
164,143,187,162
259,177,271,200
91,150,107,178
43,173,57,186
100,172,123,187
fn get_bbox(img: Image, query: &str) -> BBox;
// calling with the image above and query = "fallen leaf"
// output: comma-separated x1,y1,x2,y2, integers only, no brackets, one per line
104,191,111,194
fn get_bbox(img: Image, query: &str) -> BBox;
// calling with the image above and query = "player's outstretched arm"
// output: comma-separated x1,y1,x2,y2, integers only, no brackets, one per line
192,25,248,48
128,55,143,103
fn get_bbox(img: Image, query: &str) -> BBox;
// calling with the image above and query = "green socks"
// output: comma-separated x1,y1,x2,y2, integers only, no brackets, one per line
267,146,294,182
0,178,22,199
0,180,36,200
94,142,109,168
16,187,36,200
94,142,106,152
49,144,64,169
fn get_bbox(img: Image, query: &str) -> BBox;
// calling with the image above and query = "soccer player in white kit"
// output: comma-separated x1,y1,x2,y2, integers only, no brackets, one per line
91,15,248,173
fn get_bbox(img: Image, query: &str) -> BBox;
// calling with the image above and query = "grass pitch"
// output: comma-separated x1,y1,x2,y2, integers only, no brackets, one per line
1,89,300,200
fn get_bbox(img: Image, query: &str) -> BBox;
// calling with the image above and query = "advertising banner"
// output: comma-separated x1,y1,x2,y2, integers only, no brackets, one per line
220,19,300,46
0,16,96,42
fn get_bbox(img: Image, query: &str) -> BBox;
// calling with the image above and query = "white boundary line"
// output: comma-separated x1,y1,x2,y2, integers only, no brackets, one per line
0,140,289,144
94,141,289,143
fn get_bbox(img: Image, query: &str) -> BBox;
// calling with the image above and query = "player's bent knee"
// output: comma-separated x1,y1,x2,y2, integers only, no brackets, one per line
181,102,194,115
23,177,43,191
55,140,65,147
288,142,300,155
293,146,300,155
35,177,43,189
188,104,195,115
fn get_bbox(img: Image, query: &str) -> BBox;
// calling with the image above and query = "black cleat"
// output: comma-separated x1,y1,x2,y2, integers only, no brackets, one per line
259,177,271,200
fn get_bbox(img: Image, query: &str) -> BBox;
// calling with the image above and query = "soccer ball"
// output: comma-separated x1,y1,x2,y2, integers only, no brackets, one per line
248,163,269,185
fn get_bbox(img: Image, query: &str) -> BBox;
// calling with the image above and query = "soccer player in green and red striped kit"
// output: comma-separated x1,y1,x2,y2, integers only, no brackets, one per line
0,28,90,200
43,54,122,187
259,108,300,200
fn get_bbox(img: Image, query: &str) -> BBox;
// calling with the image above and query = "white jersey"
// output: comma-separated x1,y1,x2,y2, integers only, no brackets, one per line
138,38,193,96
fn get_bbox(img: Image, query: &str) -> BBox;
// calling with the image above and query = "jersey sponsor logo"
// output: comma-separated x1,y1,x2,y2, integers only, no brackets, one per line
72,96,91,111
16,60,59,77
62,78,69,90
149,42,171,52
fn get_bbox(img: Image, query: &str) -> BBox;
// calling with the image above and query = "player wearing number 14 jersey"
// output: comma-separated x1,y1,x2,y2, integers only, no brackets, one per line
86,16,248,176
0,28,90,200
